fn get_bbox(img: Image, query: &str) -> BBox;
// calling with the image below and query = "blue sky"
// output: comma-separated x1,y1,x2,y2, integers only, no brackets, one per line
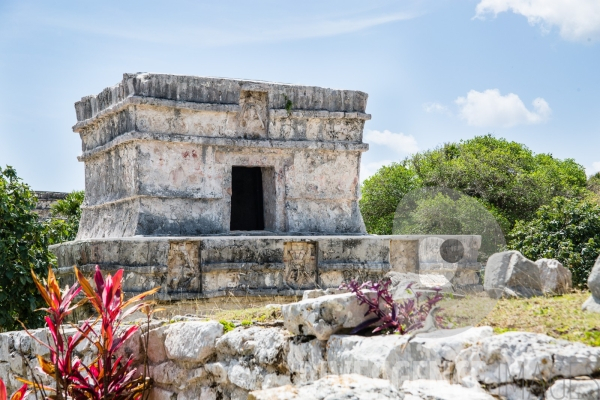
1,0,599,191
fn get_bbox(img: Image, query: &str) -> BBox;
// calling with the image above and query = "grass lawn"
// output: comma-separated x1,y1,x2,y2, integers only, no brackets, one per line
154,291,600,347
479,291,600,346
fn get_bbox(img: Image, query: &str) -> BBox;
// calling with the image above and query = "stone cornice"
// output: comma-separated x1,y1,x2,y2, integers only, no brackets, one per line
78,131,369,161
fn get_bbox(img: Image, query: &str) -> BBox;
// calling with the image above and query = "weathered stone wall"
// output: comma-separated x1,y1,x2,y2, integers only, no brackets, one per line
33,191,68,220
74,73,371,239
50,235,481,300
2,293,599,399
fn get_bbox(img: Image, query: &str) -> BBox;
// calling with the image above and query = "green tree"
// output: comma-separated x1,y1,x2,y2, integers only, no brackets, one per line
408,135,587,229
393,189,506,261
508,196,600,288
0,166,54,330
360,163,420,234
588,172,600,203
44,190,84,244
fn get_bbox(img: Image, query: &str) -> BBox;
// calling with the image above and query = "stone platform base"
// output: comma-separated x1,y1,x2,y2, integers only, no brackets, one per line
49,235,481,300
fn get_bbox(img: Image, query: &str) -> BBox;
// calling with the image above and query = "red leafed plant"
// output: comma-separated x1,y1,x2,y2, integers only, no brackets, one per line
23,265,159,400
340,279,444,335
0,378,28,400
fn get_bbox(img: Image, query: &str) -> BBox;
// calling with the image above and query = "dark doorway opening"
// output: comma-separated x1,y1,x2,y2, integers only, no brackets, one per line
230,167,265,231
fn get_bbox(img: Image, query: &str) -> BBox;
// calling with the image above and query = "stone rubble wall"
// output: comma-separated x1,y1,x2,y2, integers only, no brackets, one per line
33,191,68,221
2,293,599,399
50,235,481,300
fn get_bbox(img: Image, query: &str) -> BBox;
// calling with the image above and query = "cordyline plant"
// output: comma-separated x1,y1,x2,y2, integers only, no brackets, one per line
0,378,28,400
340,279,444,335
21,265,159,400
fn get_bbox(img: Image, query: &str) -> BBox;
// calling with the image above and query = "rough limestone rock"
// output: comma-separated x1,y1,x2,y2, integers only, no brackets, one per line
281,292,374,340
487,383,541,400
216,326,289,366
546,379,600,400
583,256,600,313
286,338,328,384
401,379,495,400
164,321,223,363
248,374,404,400
483,251,543,298
455,331,600,385
534,258,572,295
327,334,407,380
325,327,493,387
384,327,493,387
386,272,454,300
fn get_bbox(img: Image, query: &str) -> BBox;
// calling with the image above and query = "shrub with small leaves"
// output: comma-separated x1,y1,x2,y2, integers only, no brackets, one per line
508,196,600,288
0,165,54,330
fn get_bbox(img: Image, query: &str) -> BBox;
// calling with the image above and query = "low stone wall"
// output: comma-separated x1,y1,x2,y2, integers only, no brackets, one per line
2,294,600,399
33,191,68,220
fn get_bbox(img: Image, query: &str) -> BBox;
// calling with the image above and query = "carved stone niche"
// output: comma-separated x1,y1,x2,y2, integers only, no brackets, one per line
238,90,268,139
167,241,201,293
283,241,317,289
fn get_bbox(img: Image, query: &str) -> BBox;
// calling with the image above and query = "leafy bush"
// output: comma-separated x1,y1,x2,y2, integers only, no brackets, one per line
340,279,443,335
44,190,84,245
24,266,159,400
508,196,600,288
588,172,600,202
360,135,588,235
408,135,587,229
359,163,420,234
393,188,506,261
0,166,54,330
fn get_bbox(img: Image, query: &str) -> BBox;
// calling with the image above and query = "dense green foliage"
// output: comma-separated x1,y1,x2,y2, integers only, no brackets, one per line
508,197,600,288
0,166,53,330
588,172,600,201
360,163,420,234
393,189,505,260
361,135,588,235
44,190,84,244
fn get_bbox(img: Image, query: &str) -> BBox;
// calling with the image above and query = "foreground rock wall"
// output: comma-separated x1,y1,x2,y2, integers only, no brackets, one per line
3,292,600,400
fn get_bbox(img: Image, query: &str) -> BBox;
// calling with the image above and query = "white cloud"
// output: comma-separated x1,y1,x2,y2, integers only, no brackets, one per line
364,130,419,154
455,89,551,128
360,160,394,182
475,0,600,41
591,161,600,174
423,102,451,115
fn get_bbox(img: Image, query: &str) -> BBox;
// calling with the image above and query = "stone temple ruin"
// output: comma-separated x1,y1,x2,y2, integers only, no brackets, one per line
50,73,481,300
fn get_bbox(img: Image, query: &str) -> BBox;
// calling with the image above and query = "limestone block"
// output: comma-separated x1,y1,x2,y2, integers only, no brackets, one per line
384,327,493,387
583,256,600,313
215,327,289,367
228,363,264,391
286,338,328,384
281,292,374,340
483,251,543,298
401,379,495,400
248,374,404,400
263,373,292,389
205,362,229,383
327,334,407,379
144,325,169,364
148,387,177,400
455,331,600,385
488,383,541,400
534,258,572,295
164,321,223,363
150,361,190,387
546,379,600,400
